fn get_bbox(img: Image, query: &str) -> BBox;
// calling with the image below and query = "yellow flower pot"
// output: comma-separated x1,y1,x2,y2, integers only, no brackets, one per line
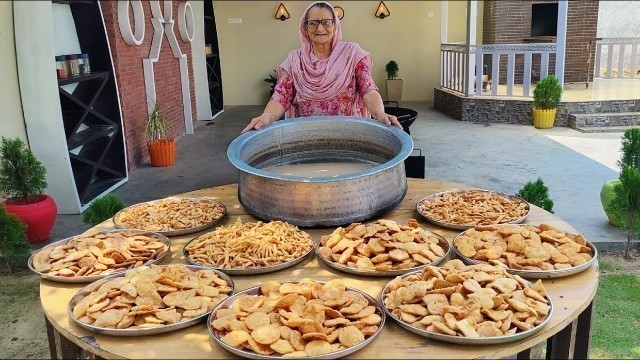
532,108,557,129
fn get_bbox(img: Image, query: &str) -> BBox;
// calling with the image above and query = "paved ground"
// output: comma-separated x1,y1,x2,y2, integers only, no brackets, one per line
48,102,631,251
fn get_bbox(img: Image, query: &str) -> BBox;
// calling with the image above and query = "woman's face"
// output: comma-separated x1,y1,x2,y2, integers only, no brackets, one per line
306,7,334,48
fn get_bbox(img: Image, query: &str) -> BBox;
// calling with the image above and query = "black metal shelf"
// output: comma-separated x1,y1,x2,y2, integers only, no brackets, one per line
209,81,220,89
52,0,96,4
57,71,109,86
67,124,116,150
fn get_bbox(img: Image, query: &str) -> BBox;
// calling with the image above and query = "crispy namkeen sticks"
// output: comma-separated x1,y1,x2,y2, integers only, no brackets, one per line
384,260,550,338
72,264,232,329
114,198,225,232
455,224,593,271
418,190,528,226
318,219,446,271
185,219,313,269
213,279,381,357
31,230,168,277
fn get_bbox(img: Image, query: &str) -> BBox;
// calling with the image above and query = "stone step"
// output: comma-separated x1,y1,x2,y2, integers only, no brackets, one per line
569,112,640,132
561,100,640,115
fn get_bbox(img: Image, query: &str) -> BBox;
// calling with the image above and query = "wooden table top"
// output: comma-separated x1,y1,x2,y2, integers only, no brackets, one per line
39,179,599,359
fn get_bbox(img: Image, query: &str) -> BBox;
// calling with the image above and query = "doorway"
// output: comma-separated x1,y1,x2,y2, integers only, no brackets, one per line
204,1,223,117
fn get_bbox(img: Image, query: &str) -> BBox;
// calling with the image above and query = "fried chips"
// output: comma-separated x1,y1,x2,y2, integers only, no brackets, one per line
31,230,169,278
114,198,225,232
185,219,313,270
418,191,529,227
213,280,382,356
317,219,447,272
454,223,593,271
72,264,232,330
383,260,550,338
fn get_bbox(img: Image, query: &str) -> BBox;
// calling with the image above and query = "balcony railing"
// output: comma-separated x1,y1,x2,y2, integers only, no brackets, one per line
594,37,640,79
440,43,557,97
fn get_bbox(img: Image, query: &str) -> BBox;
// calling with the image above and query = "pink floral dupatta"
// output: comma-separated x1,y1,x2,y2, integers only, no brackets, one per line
277,1,372,119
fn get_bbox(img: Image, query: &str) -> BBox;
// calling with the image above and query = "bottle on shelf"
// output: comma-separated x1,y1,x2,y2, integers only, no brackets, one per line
78,53,91,75
67,54,80,76
55,55,69,79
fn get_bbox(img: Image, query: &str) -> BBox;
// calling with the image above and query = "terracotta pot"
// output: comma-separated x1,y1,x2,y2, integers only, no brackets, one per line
3,195,57,243
533,108,557,129
148,139,176,167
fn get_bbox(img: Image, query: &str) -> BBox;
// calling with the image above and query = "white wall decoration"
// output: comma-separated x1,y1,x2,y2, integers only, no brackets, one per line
117,0,145,46
178,2,195,43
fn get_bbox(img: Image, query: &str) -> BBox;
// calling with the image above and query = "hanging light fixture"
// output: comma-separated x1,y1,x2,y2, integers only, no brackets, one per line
275,3,290,21
374,1,390,19
334,6,344,20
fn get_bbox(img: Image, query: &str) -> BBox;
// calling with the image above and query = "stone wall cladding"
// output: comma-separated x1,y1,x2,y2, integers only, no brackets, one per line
100,1,197,169
434,89,463,120
482,0,598,84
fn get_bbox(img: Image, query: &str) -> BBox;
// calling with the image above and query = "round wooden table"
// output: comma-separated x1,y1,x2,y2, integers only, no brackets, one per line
40,179,598,359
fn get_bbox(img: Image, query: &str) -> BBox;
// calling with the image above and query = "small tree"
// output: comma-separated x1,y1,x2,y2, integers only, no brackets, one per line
533,75,563,110
608,167,640,258
0,206,31,273
0,137,47,204
82,194,126,226
385,60,399,80
516,178,554,213
617,128,640,170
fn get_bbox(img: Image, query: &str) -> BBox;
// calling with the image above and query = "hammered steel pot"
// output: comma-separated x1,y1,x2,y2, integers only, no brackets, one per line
227,117,414,227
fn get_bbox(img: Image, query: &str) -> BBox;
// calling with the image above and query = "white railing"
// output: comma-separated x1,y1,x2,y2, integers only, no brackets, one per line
440,43,557,97
594,37,640,79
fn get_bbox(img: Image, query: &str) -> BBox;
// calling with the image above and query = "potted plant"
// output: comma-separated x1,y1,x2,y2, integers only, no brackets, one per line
532,75,562,129
146,102,175,167
385,60,403,104
264,70,277,98
600,128,640,227
0,137,57,243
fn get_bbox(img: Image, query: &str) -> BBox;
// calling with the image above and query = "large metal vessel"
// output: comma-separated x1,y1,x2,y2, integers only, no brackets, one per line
227,117,413,227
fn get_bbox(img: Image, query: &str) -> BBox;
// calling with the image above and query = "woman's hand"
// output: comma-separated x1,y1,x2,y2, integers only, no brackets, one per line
242,113,276,134
372,112,403,130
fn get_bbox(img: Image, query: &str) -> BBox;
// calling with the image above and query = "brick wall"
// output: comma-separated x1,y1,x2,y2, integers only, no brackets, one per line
101,1,197,169
482,0,598,84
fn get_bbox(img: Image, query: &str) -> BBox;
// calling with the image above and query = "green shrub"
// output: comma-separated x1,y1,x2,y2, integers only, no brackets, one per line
0,137,47,204
608,167,640,258
385,60,399,79
82,194,126,226
0,206,31,273
617,128,640,170
533,75,563,109
516,178,554,213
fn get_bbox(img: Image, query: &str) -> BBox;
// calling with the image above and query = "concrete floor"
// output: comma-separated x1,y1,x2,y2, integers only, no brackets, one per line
49,102,630,251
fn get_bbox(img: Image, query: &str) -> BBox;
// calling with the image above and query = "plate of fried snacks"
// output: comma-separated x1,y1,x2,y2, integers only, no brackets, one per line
184,219,314,275
416,190,530,230
316,219,450,277
453,223,597,279
29,229,170,283
382,260,552,345
113,197,227,236
68,264,233,336
209,279,385,359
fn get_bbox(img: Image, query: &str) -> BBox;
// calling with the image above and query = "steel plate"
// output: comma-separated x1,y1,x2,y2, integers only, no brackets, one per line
416,190,531,230
67,265,234,336
183,235,315,275
315,231,451,277
208,281,386,359
381,269,553,345
112,197,227,237
28,229,171,284
452,226,598,279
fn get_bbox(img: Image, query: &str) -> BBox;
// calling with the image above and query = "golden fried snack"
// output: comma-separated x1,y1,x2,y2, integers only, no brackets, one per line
417,190,529,226
317,219,447,271
454,223,593,271
72,264,232,330
31,230,169,278
383,260,550,337
185,219,313,269
213,279,381,356
114,198,225,232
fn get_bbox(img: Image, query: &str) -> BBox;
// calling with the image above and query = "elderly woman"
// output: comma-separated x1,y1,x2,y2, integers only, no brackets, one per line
242,1,402,133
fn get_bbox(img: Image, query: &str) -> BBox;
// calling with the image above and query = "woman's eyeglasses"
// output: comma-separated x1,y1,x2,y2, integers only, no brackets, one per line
306,19,335,29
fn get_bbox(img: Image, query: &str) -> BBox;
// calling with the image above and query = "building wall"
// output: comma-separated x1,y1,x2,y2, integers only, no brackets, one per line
0,1,28,143
482,0,598,84
100,0,197,168
213,1,469,105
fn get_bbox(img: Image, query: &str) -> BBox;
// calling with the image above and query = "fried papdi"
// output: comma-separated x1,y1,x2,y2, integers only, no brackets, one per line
114,198,225,232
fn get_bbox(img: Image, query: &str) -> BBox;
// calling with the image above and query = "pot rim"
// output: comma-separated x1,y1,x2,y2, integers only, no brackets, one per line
227,117,414,183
